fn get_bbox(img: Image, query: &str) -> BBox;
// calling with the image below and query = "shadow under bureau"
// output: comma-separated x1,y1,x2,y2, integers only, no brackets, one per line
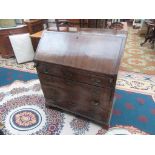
34,30,127,129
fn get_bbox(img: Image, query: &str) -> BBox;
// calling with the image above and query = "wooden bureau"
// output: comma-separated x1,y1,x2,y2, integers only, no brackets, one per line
34,30,127,129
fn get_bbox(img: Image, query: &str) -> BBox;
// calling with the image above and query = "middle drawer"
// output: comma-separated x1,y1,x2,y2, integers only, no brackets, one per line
36,62,114,88
39,73,112,106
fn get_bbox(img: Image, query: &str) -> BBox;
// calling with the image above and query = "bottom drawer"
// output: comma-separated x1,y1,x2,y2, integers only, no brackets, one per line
46,97,110,127
41,83,112,126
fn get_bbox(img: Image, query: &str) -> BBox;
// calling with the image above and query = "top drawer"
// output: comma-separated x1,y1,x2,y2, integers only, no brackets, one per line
35,61,115,88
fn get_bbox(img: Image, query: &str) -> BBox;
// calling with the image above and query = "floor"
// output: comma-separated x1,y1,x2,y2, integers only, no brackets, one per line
120,27,155,75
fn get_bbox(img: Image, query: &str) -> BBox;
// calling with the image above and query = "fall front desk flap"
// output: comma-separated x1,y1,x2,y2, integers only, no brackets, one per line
34,30,127,75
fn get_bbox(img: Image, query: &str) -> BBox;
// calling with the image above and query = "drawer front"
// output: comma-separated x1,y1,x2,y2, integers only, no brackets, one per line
46,98,110,125
39,73,113,124
36,62,114,88
39,73,111,102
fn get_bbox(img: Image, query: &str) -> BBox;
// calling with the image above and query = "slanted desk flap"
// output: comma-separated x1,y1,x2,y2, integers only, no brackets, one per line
34,31,127,75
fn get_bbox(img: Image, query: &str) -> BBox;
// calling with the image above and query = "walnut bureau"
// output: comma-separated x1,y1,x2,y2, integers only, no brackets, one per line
34,30,127,129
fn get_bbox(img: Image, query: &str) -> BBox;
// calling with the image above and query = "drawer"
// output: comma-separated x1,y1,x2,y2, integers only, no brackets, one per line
36,61,114,88
46,98,110,125
41,84,111,124
39,73,112,102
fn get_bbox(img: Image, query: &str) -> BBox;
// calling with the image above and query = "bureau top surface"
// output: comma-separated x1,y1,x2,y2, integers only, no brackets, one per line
34,31,127,75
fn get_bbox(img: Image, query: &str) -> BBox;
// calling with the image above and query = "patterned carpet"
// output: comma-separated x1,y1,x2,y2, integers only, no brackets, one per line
120,27,155,75
0,67,155,135
0,67,38,86
0,56,36,74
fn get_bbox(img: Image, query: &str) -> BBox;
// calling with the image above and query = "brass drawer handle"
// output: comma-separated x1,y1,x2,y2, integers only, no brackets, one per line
44,68,48,74
92,100,100,106
110,78,113,83
91,78,101,86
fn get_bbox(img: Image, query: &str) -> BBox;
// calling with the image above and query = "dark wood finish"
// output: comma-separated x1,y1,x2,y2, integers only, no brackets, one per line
34,31,127,128
24,19,48,34
55,19,106,30
31,37,40,51
80,19,107,28
0,25,28,58
36,61,115,88
35,31,126,75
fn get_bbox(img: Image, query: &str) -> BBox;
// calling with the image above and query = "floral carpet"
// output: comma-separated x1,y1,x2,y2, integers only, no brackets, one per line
0,56,36,74
0,67,38,87
0,67,155,135
120,27,155,75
